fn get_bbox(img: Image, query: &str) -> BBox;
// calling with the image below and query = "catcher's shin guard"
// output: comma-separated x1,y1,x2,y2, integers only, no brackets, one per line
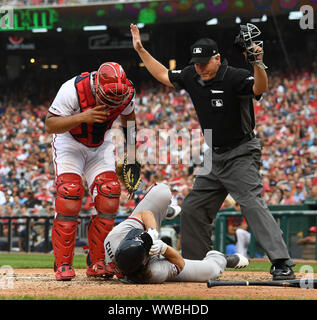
86,171,121,276
52,220,79,280
52,173,84,280
86,215,117,277
86,171,120,277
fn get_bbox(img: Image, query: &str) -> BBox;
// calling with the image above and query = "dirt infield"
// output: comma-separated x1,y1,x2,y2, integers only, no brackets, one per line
1,268,317,300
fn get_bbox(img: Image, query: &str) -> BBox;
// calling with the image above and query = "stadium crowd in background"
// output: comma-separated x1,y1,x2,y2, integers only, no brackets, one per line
0,62,316,242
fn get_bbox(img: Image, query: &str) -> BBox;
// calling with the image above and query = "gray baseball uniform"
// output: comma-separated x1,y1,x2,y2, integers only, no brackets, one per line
104,183,227,283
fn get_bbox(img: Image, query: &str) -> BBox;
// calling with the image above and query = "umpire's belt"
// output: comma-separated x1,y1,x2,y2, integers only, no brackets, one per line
212,132,255,154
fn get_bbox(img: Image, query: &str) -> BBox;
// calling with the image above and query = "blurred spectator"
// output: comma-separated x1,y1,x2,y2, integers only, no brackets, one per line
23,191,42,209
170,185,181,206
18,219,38,252
225,202,251,258
221,194,235,209
263,187,274,203
293,183,306,203
296,226,317,260
270,188,284,205
281,186,297,205
176,195,184,207
0,188,6,206
307,185,317,199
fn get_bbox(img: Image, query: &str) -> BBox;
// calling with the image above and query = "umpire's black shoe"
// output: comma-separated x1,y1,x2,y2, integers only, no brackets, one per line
270,263,296,280
225,254,249,269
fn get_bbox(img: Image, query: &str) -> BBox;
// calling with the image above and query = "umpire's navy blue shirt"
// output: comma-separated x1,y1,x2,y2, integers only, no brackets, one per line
168,59,260,147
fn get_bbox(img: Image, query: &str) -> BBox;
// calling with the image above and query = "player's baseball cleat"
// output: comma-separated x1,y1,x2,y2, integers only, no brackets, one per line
225,254,249,269
86,260,114,278
270,263,295,280
165,205,181,220
55,264,76,281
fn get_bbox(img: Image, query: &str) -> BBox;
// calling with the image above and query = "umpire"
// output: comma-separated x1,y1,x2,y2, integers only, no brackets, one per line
130,24,295,280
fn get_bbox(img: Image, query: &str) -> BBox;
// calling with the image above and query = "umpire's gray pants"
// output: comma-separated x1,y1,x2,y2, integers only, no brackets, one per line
180,137,293,264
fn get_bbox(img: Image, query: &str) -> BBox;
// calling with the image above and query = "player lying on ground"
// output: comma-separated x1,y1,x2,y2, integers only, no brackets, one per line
104,183,249,283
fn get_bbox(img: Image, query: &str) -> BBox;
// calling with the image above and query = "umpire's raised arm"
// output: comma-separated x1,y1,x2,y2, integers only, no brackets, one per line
130,24,174,87
250,44,268,96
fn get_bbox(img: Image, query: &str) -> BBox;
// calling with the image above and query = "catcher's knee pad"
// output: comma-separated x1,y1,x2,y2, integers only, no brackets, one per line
91,171,121,215
55,173,85,216
52,219,79,268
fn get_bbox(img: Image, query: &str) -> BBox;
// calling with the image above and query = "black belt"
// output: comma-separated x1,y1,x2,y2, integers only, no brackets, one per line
212,132,255,154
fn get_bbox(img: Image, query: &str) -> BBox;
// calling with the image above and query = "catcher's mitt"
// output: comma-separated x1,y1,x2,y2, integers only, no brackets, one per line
116,154,142,195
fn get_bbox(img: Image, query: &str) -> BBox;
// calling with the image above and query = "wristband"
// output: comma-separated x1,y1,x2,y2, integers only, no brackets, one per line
160,241,168,255
147,227,159,242
254,60,268,70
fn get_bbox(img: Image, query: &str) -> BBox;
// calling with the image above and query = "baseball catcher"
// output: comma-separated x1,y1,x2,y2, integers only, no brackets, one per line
46,62,138,281
103,183,249,284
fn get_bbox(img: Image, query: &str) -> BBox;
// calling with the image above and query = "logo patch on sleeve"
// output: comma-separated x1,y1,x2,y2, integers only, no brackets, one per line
211,99,224,107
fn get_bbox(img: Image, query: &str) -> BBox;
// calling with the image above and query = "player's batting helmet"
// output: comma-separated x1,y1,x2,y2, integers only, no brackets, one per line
95,62,133,108
115,229,153,275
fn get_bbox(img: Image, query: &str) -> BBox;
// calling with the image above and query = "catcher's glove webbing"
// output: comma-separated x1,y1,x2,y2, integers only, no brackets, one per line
117,154,142,195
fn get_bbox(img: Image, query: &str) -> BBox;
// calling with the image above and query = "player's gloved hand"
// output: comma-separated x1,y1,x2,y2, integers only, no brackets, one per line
116,154,142,196
149,239,168,256
147,227,159,243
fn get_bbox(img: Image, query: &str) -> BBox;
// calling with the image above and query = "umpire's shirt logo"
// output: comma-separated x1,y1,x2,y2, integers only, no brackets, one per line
210,90,224,108
211,99,223,107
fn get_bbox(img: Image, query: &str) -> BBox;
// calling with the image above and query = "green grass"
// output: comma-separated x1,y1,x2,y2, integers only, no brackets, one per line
227,261,317,273
0,253,87,269
1,253,317,273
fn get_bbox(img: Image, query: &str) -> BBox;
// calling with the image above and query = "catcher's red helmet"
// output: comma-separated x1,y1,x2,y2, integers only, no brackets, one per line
94,62,132,108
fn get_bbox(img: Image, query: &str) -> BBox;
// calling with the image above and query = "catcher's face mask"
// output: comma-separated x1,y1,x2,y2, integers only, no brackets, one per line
234,23,264,65
94,62,133,108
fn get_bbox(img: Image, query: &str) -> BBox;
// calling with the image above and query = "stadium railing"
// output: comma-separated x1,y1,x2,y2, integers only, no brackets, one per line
2,204,317,259
0,215,53,253
0,213,128,253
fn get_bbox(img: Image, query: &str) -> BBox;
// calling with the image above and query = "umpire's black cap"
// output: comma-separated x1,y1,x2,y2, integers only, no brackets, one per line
190,38,219,64
115,228,153,275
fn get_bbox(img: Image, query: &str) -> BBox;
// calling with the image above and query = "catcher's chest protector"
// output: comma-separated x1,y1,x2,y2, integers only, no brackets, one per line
70,72,133,147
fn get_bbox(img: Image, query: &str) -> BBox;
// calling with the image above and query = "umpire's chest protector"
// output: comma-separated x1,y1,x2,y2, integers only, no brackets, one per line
70,72,130,147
